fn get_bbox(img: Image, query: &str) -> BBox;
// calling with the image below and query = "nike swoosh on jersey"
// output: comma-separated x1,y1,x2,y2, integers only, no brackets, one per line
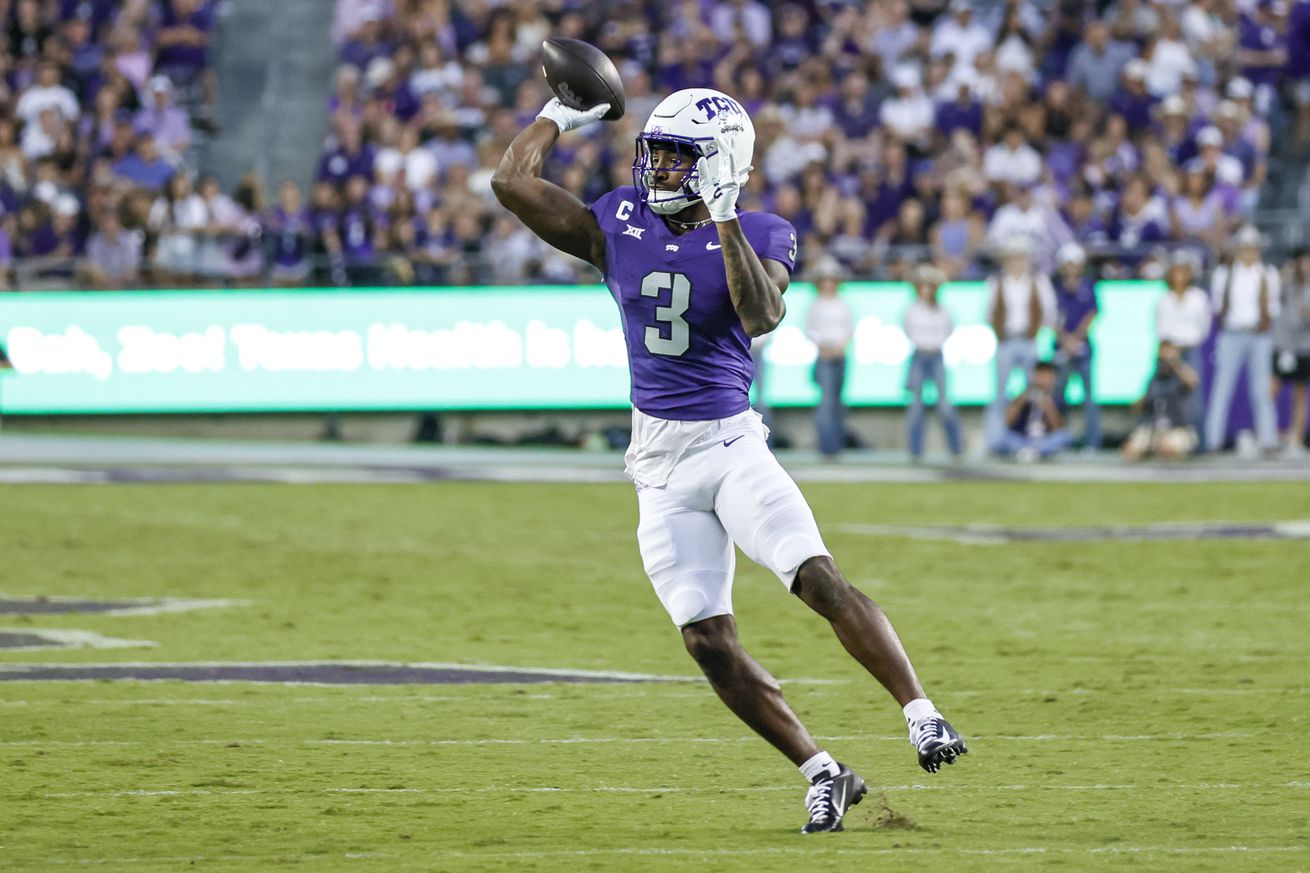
722,435,745,447
706,241,721,250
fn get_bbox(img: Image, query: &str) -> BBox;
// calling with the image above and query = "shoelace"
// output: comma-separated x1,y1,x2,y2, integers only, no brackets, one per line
912,717,947,751
805,779,834,823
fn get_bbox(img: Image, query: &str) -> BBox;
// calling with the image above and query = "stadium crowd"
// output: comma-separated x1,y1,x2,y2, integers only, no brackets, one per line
0,0,1308,453
302,0,1310,289
0,0,222,290
2,0,1306,290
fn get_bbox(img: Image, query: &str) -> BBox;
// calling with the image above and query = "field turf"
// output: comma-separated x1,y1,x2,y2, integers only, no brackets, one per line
1,480,1307,871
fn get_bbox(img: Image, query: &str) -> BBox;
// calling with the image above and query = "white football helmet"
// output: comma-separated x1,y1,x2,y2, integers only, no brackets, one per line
633,88,756,215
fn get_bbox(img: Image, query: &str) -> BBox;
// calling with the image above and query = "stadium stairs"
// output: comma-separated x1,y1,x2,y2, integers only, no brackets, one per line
1256,134,1310,258
206,0,336,195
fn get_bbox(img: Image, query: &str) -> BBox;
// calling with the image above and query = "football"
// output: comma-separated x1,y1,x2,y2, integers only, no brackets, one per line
540,37,625,121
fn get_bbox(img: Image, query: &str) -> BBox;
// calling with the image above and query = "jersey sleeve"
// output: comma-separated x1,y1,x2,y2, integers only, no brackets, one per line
589,189,620,231
743,213,799,273
588,186,640,237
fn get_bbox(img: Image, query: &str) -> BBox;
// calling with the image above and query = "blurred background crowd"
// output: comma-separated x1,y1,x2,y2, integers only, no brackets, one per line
0,0,1306,289
0,0,1308,454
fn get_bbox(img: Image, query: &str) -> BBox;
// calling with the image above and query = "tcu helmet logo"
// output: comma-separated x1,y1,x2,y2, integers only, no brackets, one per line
696,96,743,120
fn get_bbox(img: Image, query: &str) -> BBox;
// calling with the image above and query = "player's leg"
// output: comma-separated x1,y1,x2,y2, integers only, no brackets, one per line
640,460,865,832
906,354,928,459
636,486,835,768
1079,353,1101,449
1247,335,1278,451
1291,377,1310,451
930,355,963,457
713,436,966,772
680,613,819,766
1205,331,1243,451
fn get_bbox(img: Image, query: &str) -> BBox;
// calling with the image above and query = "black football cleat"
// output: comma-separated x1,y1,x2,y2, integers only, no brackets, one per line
910,715,968,773
800,764,867,834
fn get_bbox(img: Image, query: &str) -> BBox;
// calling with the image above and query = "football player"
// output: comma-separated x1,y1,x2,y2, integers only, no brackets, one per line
492,89,966,833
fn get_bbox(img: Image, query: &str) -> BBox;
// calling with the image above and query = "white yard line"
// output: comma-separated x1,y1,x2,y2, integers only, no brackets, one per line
0,730,1259,748
30,845,1310,866
30,781,1307,800
0,686,1297,707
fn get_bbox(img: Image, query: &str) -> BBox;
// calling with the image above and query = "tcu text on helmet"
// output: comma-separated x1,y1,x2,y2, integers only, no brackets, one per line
695,96,743,120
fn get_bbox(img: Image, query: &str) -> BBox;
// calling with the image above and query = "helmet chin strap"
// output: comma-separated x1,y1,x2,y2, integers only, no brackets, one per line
646,176,702,216
648,195,699,215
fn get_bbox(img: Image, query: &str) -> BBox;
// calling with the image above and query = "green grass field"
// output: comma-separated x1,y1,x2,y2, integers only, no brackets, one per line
1,480,1308,871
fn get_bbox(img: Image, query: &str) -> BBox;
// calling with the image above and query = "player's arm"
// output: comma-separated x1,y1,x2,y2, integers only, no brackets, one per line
716,220,788,337
490,100,609,269
699,122,786,337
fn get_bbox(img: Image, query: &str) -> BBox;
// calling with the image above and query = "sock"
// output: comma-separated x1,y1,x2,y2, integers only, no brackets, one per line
799,751,840,783
903,697,938,729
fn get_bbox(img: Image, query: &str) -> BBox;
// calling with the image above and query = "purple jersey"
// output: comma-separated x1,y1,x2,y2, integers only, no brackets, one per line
590,186,798,421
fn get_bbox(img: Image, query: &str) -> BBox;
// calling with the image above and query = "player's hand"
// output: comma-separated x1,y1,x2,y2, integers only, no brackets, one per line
699,120,751,223
536,98,610,134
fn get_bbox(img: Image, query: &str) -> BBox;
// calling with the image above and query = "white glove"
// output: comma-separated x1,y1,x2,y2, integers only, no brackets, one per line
697,120,752,223
536,97,610,133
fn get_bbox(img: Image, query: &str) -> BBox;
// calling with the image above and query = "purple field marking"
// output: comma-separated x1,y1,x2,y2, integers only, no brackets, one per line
836,520,1310,544
0,598,145,615
0,632,65,649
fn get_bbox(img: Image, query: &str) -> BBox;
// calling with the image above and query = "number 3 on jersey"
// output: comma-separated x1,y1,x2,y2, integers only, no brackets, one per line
641,271,691,356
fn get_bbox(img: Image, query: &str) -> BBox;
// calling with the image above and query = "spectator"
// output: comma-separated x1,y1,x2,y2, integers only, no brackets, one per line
227,176,265,286
998,360,1072,461
340,9,392,72
903,264,962,460
318,118,375,187
21,106,68,161
1171,162,1229,252
880,67,934,151
805,257,854,458
1214,101,1265,215
1205,225,1280,454
930,187,984,280
195,173,242,283
988,182,1073,270
1272,247,1310,454
78,208,141,289
155,0,219,87
985,235,1056,452
15,60,79,126
148,170,205,285
710,0,771,49
113,133,175,192
983,123,1042,188
935,77,984,141
1144,14,1197,98
338,173,382,284
1052,243,1101,450
133,76,191,160
265,180,313,286
1110,58,1157,134
1107,175,1169,267
1236,0,1288,114
1122,341,1201,461
484,214,536,285
930,0,992,76
1154,251,1214,435
46,194,83,259
872,0,920,69
1291,0,1310,148
0,208,12,290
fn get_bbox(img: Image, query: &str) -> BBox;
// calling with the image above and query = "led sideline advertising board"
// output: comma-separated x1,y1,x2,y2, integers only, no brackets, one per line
0,282,1162,415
